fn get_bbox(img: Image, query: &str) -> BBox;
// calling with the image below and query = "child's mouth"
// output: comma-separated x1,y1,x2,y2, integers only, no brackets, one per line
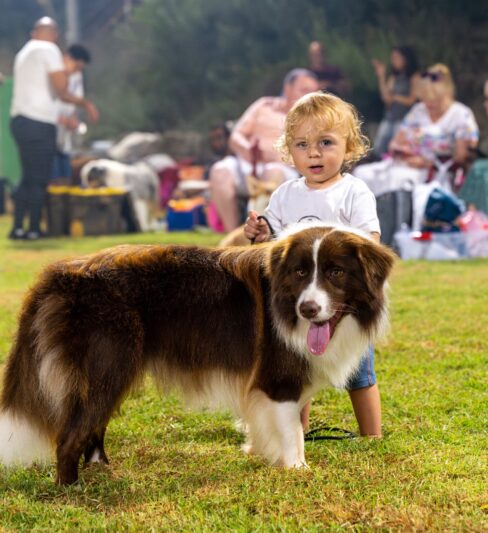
309,165,323,174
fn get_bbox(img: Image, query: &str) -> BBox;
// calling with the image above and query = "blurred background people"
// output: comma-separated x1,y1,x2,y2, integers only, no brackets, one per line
371,46,420,159
9,17,98,240
388,64,478,183
209,68,319,232
354,63,479,229
457,79,488,215
208,123,233,161
307,40,350,98
52,44,92,184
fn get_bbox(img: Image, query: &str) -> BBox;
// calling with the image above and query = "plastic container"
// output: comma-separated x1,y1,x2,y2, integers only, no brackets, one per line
68,187,127,236
46,185,71,236
166,197,206,231
394,230,488,260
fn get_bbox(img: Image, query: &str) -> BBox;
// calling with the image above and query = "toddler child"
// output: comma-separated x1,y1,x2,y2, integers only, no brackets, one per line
244,91,382,436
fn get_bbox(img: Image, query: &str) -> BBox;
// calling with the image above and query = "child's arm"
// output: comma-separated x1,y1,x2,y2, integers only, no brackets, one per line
244,211,272,242
370,232,380,243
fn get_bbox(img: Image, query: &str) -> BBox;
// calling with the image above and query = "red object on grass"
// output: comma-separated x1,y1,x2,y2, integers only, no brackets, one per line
412,231,432,241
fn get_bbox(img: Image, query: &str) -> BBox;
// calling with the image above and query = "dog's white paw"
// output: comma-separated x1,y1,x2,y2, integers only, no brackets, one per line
241,442,256,456
274,457,309,469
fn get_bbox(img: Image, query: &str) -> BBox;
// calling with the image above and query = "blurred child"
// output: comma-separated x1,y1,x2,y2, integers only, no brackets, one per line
244,92,382,436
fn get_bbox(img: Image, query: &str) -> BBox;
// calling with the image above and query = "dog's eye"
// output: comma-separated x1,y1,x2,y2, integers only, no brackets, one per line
296,269,308,278
329,268,344,278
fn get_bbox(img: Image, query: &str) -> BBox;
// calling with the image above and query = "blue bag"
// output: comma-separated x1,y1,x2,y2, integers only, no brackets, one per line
422,188,464,232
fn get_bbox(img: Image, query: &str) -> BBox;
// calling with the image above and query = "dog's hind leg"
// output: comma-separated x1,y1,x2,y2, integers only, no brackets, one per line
56,382,131,484
244,389,307,468
84,427,109,465
55,403,93,485
53,310,145,484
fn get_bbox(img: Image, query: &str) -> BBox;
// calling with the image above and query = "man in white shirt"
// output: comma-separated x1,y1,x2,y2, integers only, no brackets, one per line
9,17,98,240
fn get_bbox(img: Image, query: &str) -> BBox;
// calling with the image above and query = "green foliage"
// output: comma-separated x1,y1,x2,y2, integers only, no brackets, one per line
1,1,486,138
88,0,487,138
0,214,487,530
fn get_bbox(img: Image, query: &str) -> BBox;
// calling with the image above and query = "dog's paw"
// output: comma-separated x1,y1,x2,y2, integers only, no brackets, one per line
274,457,309,469
241,442,256,456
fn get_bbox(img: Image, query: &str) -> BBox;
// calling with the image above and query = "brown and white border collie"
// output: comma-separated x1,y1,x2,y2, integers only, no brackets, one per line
0,224,395,484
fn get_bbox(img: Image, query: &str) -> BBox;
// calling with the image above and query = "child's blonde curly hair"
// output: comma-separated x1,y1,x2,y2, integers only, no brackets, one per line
275,91,370,171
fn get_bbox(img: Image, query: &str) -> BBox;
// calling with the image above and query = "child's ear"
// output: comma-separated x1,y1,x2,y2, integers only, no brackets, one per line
283,153,294,166
341,153,353,172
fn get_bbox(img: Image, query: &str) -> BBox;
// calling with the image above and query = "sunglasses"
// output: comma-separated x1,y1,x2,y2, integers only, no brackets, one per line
421,71,444,82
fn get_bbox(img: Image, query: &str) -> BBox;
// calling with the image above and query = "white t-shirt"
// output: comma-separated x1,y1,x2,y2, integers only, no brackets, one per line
57,71,84,153
10,39,64,124
264,173,381,235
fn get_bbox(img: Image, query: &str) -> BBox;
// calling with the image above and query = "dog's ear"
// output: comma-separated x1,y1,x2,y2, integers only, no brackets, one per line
267,239,290,277
355,240,395,295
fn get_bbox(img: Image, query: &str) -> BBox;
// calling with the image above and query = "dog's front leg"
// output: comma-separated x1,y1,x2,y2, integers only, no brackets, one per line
244,390,307,468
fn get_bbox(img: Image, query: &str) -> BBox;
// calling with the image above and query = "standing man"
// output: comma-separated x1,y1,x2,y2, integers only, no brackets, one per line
209,69,319,232
9,17,98,240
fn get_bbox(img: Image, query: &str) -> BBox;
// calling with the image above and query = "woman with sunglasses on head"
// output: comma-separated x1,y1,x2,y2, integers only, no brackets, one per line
371,46,420,158
387,64,478,177
354,64,479,230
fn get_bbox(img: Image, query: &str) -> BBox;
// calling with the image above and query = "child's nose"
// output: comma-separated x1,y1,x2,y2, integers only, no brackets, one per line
307,144,320,157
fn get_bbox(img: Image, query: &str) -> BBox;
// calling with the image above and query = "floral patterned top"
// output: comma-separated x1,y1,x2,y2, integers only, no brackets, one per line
400,101,479,162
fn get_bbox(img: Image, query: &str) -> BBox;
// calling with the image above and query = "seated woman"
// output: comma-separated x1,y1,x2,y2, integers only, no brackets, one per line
371,45,420,159
354,64,479,228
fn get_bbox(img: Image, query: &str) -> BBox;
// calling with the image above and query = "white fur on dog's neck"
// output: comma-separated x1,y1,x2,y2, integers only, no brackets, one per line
276,221,373,242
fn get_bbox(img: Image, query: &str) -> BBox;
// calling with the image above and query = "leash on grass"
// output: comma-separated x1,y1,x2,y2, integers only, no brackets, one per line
250,215,275,245
305,426,358,441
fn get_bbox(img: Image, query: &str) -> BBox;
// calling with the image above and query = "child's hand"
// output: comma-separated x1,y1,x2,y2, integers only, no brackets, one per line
244,211,271,243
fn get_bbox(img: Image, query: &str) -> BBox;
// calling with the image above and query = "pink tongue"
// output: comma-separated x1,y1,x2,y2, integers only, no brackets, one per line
307,322,331,355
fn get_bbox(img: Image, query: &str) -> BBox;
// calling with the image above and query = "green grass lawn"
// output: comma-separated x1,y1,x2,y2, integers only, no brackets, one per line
0,214,487,532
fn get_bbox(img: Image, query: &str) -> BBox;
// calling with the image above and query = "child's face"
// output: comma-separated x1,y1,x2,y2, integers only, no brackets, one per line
289,119,347,189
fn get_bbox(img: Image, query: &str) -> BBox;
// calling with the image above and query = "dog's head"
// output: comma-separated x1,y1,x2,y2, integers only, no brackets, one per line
266,224,395,356
86,166,108,188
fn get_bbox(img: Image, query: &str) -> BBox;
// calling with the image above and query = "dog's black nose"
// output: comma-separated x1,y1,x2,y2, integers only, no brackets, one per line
299,301,321,319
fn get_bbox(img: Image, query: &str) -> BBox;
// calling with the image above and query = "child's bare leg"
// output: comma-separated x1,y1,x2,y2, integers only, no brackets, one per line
300,400,311,433
348,384,382,437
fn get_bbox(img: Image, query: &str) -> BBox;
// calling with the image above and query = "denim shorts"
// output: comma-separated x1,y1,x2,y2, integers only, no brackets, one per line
52,151,72,180
346,345,376,391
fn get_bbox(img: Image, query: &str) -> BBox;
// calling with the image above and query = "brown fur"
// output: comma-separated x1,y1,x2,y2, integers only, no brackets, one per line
0,226,395,484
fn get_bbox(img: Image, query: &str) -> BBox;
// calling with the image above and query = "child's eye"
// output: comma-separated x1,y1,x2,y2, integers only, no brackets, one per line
295,141,308,149
320,139,332,147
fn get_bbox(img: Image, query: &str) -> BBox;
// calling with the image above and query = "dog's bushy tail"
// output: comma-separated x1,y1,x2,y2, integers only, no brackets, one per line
0,287,81,468
0,410,52,467
0,330,54,467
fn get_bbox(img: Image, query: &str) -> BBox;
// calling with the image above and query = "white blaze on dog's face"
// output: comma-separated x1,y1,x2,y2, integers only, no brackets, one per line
268,225,394,357
295,238,337,355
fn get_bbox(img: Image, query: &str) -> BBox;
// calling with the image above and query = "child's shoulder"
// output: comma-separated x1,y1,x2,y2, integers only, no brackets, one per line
341,173,374,193
274,176,306,192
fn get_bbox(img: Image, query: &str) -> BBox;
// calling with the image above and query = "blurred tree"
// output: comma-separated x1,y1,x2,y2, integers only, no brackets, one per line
2,0,485,138
88,0,487,138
